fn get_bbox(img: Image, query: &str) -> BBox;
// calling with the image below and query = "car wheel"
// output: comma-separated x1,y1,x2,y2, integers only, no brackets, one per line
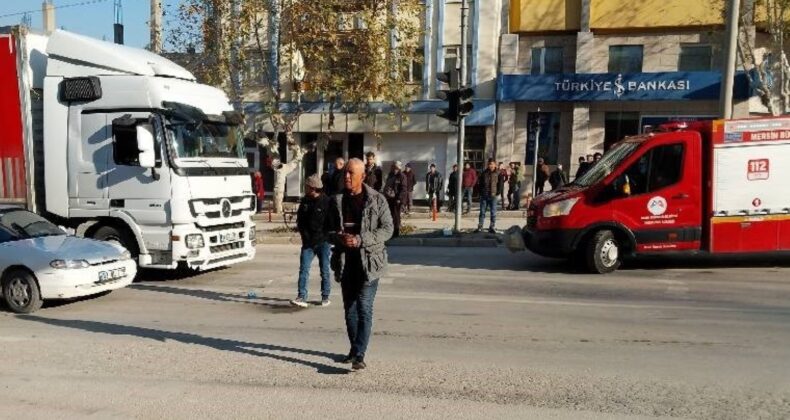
92,225,139,259
2,269,43,314
586,230,621,274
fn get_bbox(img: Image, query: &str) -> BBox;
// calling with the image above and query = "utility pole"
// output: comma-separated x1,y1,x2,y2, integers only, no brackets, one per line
454,0,469,233
531,109,542,197
150,0,163,53
113,0,124,45
720,0,741,119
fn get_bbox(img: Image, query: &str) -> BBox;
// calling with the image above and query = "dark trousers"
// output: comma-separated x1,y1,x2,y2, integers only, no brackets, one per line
427,190,441,211
462,188,474,213
388,199,401,237
406,191,413,213
342,276,379,359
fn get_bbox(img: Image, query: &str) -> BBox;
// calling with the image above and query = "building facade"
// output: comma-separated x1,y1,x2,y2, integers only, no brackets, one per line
496,0,753,181
245,0,506,199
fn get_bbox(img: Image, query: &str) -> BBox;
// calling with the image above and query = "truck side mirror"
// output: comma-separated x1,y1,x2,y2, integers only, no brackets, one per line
136,124,156,169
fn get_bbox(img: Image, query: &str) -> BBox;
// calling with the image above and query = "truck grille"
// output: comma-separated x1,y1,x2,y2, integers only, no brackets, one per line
189,196,254,219
200,222,245,232
210,241,245,254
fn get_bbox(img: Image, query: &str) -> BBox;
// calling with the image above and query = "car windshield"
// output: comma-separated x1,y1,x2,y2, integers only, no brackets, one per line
572,142,641,187
0,209,64,239
167,120,244,160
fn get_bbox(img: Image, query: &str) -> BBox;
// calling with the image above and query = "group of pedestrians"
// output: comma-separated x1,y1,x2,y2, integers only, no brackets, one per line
292,158,394,371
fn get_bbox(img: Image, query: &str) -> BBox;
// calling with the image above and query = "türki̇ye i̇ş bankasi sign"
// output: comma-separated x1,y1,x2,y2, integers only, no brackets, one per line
497,72,752,102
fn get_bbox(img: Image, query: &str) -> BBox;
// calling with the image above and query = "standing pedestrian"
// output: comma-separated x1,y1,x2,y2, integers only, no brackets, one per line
291,174,332,308
593,152,603,164
364,151,383,191
403,163,417,215
575,156,590,180
535,157,550,195
329,158,393,371
549,163,569,190
497,162,508,209
384,161,407,237
252,171,265,213
425,163,443,212
322,157,346,196
461,163,477,214
476,159,499,233
447,164,459,212
509,163,524,210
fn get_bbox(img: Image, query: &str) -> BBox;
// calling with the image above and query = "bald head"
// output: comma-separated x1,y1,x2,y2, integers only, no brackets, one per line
344,158,366,195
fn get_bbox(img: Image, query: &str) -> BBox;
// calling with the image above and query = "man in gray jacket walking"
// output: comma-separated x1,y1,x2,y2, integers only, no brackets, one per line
329,158,394,370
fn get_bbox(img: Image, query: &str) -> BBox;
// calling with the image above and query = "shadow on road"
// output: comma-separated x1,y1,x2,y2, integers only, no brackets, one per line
16,315,349,375
130,284,302,313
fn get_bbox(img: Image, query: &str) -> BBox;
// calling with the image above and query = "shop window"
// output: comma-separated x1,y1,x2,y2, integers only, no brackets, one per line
526,112,560,165
464,126,486,171
531,47,563,75
604,112,640,151
678,45,712,72
619,144,684,196
608,45,643,74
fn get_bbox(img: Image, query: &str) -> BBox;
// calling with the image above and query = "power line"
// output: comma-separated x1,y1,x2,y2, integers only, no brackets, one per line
0,0,110,20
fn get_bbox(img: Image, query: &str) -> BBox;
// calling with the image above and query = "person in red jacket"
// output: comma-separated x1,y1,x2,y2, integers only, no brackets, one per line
461,163,478,214
253,171,265,213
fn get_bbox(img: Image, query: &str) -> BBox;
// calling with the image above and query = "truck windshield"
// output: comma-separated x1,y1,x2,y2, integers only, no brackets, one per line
167,121,245,160
572,142,640,187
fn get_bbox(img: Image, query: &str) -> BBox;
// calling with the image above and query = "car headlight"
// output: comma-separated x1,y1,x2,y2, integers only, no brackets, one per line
50,259,90,269
185,234,205,249
542,198,580,218
249,226,256,242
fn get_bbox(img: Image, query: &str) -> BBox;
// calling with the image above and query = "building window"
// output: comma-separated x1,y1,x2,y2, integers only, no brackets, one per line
608,45,643,73
464,126,487,172
527,112,561,165
404,48,424,84
443,45,472,85
678,45,713,71
604,112,640,151
531,47,563,75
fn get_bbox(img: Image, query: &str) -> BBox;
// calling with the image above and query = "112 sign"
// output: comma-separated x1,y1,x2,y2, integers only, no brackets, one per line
747,159,770,181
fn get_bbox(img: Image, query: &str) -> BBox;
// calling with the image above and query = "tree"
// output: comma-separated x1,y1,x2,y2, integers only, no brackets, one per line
734,0,790,115
168,0,423,212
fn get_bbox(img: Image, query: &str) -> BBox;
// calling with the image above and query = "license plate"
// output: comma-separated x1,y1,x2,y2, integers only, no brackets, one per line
219,232,238,243
98,268,126,283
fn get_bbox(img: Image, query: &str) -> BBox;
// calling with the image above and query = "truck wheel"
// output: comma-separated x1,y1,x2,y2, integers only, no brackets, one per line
586,230,621,274
92,225,139,260
2,269,43,314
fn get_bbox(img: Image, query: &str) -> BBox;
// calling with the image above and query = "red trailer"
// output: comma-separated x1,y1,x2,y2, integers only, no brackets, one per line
0,32,28,204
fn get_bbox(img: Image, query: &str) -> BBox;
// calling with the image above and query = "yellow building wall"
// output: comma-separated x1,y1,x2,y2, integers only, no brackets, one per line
590,0,724,29
510,0,581,33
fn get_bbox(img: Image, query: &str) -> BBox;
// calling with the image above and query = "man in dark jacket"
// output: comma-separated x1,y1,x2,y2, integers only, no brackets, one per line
291,174,332,308
447,164,458,212
477,159,499,233
384,161,407,237
497,162,508,209
535,157,550,195
328,158,394,371
403,163,417,214
425,163,443,211
364,151,383,191
322,157,346,196
549,164,569,190
461,163,478,214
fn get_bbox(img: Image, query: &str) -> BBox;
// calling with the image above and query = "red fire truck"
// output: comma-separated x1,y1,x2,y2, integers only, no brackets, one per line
510,116,790,273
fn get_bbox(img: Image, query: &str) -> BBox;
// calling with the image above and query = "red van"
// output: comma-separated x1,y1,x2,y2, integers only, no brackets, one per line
510,116,790,273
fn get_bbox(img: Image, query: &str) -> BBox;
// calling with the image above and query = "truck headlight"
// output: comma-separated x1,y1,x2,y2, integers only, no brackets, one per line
249,226,256,242
50,259,90,269
542,198,579,218
119,250,132,261
185,234,205,249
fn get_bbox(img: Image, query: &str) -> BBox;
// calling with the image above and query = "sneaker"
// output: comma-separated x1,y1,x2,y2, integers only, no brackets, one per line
352,358,367,370
341,353,356,364
488,227,497,234
320,299,331,307
475,227,483,233
290,298,309,308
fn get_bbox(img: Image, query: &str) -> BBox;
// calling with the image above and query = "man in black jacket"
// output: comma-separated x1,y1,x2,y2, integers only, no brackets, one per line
322,157,346,196
425,163,443,211
291,174,332,308
384,161,407,237
364,151,383,191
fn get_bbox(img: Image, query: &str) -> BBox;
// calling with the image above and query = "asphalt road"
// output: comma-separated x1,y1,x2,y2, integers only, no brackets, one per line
2,246,790,419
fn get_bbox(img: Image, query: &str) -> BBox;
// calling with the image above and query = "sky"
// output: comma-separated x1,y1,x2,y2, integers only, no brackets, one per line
0,0,179,49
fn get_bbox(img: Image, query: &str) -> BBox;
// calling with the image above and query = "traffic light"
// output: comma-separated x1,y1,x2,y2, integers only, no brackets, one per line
436,68,460,123
458,87,474,118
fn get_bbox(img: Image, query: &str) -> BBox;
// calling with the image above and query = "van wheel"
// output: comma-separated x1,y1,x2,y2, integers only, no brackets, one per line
91,225,139,260
586,230,621,274
2,269,43,314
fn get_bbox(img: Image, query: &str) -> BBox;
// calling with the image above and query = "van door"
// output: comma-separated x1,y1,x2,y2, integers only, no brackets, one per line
608,137,702,252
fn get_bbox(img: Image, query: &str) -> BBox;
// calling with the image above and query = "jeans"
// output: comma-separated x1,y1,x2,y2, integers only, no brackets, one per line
297,242,331,300
463,188,474,212
342,277,379,359
478,196,497,229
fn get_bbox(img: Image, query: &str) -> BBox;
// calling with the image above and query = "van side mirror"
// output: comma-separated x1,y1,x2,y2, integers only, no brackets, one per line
136,124,156,169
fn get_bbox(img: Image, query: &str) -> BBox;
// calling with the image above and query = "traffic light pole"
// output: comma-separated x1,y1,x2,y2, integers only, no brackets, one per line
454,0,468,233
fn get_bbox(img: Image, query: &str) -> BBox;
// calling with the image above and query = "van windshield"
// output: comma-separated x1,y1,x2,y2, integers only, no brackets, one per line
572,142,640,187
167,120,245,160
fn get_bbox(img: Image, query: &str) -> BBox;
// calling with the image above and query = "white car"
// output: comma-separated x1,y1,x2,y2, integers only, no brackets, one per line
0,206,136,313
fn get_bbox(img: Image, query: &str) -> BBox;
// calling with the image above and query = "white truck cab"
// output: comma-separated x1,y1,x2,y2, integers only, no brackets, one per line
11,28,256,270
